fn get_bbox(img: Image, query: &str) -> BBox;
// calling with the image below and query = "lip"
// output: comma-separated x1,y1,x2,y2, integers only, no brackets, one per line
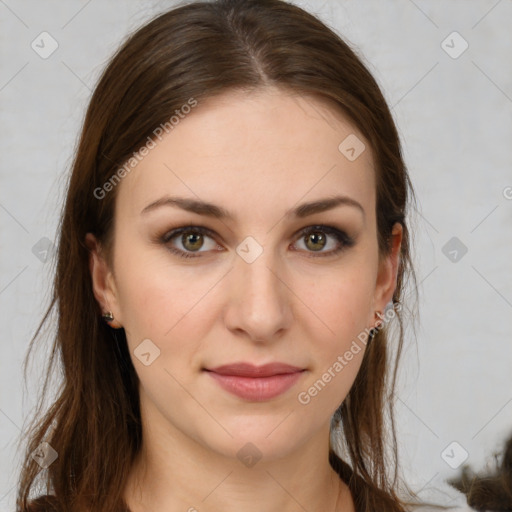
203,362,306,401
206,362,304,377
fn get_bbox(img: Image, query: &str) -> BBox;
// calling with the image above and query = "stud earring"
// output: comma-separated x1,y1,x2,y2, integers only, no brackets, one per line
368,310,383,341
102,311,114,323
101,311,122,328
374,309,385,328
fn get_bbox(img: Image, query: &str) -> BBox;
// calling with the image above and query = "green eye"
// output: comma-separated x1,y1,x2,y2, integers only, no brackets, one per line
294,226,355,257
161,227,218,258
160,225,355,259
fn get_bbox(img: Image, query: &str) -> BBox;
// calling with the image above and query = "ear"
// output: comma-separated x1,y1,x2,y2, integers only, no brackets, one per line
372,222,403,322
85,233,123,328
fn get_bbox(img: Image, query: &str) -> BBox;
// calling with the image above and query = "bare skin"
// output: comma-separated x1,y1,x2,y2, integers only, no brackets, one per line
86,86,402,512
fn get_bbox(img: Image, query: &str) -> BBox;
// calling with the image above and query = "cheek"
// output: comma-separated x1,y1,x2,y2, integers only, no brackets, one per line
296,284,371,413
112,238,215,346
301,263,375,344
112,247,241,395
294,262,375,404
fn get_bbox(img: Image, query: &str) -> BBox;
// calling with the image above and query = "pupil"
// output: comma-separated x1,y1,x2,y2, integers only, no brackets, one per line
184,233,203,251
181,232,327,253
307,232,325,251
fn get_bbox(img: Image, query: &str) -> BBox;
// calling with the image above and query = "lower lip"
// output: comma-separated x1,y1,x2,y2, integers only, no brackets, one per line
205,371,305,401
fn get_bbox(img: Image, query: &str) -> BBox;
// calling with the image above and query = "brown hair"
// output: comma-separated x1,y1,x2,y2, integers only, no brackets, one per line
16,1,426,510
449,433,512,511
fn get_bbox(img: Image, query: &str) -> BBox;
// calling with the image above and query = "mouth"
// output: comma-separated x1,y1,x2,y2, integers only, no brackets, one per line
202,362,306,401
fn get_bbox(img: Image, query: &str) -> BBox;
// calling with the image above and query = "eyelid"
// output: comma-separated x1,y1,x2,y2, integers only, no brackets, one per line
293,225,355,256
160,226,222,256
158,224,355,259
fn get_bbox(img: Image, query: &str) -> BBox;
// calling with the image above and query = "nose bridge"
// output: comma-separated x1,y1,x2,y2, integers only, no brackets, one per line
224,236,292,340
236,237,284,307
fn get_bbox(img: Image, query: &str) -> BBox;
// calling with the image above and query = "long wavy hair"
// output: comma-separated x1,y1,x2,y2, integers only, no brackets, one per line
16,1,425,511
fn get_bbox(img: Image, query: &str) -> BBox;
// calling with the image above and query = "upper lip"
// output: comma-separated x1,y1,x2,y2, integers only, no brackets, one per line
205,362,305,377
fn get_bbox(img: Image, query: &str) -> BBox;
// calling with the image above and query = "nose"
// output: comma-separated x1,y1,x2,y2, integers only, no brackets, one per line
223,245,294,344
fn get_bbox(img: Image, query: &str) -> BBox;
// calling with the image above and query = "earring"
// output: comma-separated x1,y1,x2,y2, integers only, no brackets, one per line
374,309,385,328
102,311,122,329
102,311,114,323
369,310,383,341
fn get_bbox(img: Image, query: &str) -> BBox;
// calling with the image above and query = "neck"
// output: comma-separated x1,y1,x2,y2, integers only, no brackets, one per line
123,417,354,512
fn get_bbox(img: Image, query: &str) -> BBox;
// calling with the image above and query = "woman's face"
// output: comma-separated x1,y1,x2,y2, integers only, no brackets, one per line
88,86,401,462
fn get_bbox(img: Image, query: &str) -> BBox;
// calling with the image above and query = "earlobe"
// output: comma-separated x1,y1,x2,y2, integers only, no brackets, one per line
84,233,123,328
374,223,403,313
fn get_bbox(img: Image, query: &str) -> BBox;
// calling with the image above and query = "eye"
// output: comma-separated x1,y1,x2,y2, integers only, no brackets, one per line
160,226,220,259
292,225,355,258
158,224,355,259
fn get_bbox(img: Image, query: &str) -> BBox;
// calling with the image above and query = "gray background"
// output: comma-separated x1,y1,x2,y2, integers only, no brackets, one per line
1,0,511,509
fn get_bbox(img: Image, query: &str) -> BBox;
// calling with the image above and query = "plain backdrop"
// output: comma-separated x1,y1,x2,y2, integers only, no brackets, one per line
1,0,511,510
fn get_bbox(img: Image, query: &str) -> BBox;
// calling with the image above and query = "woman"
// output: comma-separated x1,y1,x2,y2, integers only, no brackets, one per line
15,1,473,511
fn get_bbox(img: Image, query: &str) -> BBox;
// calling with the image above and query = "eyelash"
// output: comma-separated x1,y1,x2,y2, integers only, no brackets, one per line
158,225,355,259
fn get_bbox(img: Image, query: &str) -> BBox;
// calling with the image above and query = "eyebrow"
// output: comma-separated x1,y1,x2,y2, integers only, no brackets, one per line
140,194,365,220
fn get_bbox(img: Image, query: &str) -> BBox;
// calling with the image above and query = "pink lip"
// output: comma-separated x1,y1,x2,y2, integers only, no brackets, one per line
207,362,304,377
204,362,306,401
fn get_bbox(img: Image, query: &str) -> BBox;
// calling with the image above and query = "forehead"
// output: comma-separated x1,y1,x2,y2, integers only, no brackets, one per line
115,86,375,223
